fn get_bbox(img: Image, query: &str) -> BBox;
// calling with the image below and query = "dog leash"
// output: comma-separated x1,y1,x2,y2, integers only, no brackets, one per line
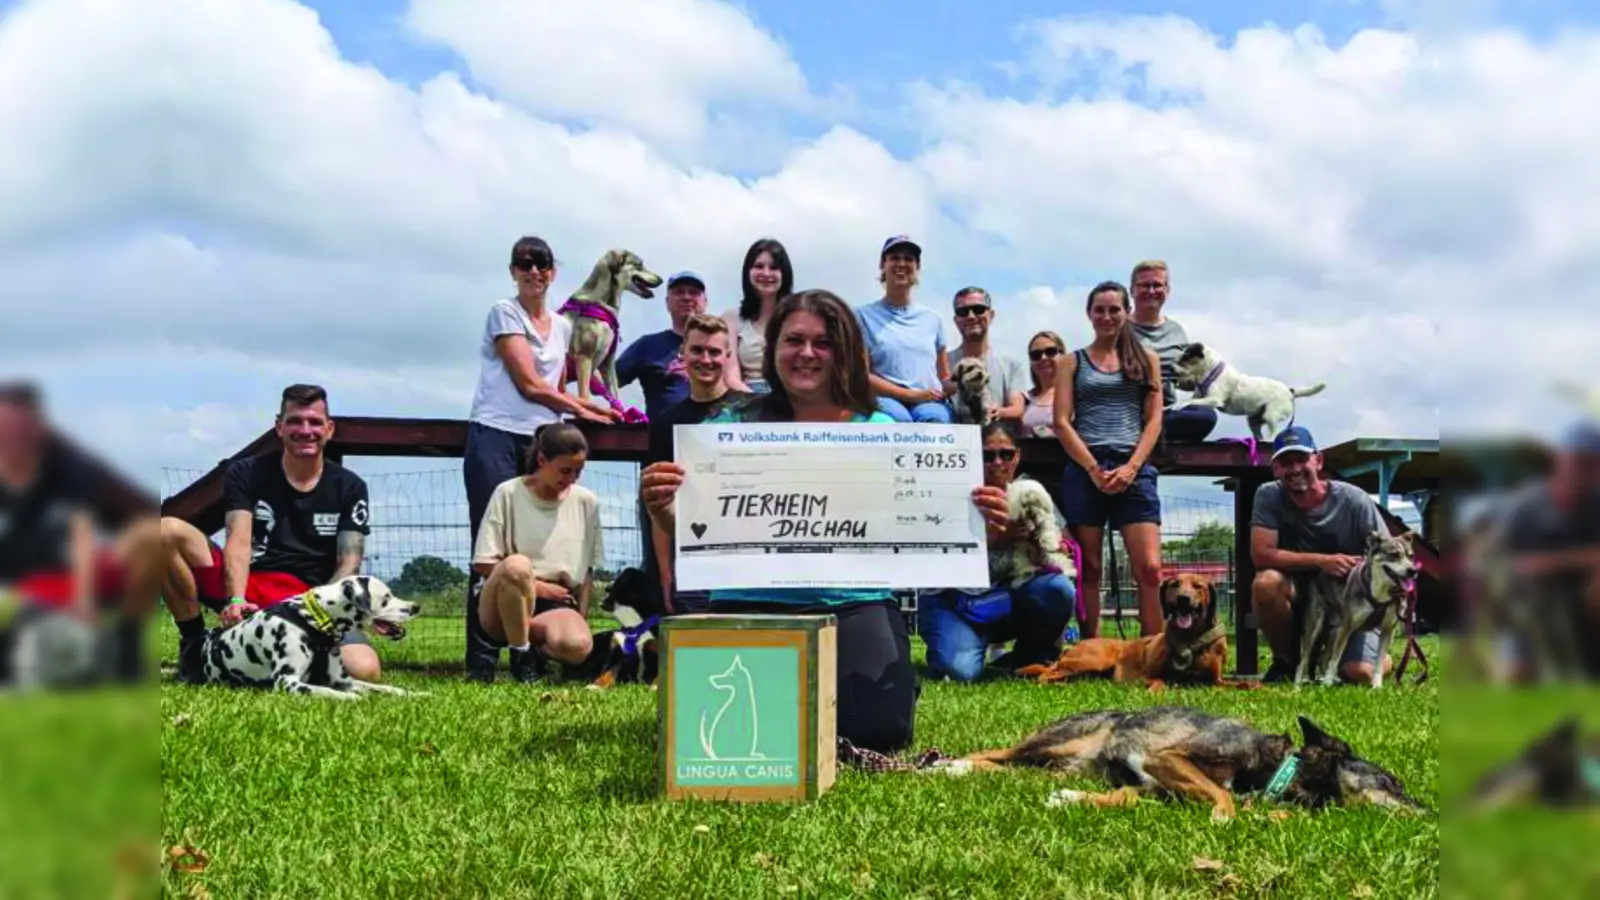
836,738,954,773
1395,579,1429,686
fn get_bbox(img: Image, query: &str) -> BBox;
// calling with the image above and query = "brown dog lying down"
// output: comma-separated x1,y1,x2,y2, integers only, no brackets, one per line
1015,573,1255,691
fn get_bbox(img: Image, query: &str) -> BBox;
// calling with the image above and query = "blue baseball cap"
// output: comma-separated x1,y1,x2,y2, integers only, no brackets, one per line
667,270,705,290
1559,420,1600,455
1271,425,1319,461
881,235,922,259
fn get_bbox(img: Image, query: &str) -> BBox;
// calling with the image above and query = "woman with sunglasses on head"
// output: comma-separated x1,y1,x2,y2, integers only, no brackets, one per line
721,238,794,396
640,289,1010,753
1021,330,1066,438
461,236,618,681
1053,281,1166,639
917,421,1079,682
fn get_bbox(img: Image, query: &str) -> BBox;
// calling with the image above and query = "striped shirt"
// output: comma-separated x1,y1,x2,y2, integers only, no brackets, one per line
1071,348,1147,451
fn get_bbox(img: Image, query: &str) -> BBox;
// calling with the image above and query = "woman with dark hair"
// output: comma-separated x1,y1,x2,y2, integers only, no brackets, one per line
462,236,615,680
640,289,1010,752
721,238,793,396
1053,281,1166,639
917,421,1078,682
470,422,604,683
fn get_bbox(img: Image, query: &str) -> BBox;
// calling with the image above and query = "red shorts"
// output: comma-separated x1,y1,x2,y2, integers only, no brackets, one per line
10,550,128,611
191,545,311,611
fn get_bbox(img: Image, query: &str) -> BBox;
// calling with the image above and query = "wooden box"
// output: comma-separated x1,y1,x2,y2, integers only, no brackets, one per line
658,613,838,803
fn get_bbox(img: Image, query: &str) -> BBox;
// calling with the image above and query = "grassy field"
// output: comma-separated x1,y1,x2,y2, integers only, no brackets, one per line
119,615,1445,899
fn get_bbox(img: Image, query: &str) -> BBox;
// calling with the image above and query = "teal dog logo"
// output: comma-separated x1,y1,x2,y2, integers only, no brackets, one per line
698,655,766,761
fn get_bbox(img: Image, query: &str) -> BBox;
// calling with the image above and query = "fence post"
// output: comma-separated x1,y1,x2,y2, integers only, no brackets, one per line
1232,473,1267,676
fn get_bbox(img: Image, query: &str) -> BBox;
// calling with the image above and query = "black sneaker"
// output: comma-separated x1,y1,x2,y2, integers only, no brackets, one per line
508,648,546,683
1261,658,1297,684
176,634,207,685
466,666,495,684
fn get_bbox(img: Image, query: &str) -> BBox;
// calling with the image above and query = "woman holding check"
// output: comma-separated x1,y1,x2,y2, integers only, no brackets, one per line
1053,280,1166,638
639,289,1010,753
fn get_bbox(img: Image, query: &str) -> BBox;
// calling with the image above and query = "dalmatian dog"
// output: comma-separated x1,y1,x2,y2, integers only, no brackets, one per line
199,575,424,700
951,356,994,425
1168,342,1326,442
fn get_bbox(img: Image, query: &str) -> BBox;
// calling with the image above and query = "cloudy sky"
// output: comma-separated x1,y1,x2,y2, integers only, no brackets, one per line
2,0,1594,525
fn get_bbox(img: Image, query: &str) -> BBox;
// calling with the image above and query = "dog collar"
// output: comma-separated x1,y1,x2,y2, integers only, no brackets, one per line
295,590,338,636
1264,755,1299,801
1582,756,1600,795
1195,362,1226,397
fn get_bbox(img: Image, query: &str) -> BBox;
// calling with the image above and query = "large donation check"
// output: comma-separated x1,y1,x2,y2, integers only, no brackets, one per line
672,422,990,591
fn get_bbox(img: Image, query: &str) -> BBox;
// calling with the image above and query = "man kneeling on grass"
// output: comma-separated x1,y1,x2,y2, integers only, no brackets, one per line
158,384,384,685
1250,426,1394,684
470,422,605,684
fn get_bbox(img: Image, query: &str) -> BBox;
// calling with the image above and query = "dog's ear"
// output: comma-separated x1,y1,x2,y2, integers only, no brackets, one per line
1200,578,1218,630
342,576,373,613
1366,530,1387,553
1298,716,1354,757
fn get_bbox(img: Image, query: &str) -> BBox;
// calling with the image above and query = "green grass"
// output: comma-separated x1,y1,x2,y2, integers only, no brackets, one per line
128,616,1441,899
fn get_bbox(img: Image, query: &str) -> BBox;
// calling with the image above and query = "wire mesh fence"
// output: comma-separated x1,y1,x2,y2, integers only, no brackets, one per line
160,464,1238,666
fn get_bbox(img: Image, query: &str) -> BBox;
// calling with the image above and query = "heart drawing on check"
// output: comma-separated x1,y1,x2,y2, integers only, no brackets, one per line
690,522,707,539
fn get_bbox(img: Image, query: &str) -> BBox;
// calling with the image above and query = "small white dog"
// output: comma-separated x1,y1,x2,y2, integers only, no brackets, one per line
993,478,1074,587
1168,343,1326,441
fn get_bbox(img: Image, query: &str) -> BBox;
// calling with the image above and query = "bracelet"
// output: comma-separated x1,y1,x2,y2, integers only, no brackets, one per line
228,596,248,606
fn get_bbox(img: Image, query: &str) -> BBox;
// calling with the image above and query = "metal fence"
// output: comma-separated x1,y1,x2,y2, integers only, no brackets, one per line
160,465,1236,666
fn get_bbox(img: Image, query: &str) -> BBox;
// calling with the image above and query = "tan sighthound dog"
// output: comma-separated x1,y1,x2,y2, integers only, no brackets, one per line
558,249,664,411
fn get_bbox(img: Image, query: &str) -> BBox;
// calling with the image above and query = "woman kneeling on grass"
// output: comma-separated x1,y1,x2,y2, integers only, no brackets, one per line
471,422,604,683
917,421,1079,682
640,289,1010,752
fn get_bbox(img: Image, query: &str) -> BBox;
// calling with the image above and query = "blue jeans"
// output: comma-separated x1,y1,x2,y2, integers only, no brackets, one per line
878,396,953,423
918,572,1077,682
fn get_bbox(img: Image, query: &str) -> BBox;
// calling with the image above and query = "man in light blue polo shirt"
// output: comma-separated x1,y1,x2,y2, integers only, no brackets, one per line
856,235,954,423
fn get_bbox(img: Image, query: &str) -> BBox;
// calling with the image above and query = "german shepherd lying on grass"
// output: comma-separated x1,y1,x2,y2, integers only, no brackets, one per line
1468,716,1600,811
932,705,1427,821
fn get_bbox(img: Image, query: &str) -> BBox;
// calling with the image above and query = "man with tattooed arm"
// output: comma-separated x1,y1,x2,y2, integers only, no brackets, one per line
157,384,382,684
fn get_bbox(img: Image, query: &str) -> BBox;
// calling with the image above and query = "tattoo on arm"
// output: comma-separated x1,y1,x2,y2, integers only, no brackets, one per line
333,530,365,580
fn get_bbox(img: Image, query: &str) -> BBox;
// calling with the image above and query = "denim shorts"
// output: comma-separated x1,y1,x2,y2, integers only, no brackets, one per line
1059,446,1161,530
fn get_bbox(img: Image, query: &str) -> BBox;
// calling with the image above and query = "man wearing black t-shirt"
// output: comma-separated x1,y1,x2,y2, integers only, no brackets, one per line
156,385,382,684
641,314,749,612
0,382,164,685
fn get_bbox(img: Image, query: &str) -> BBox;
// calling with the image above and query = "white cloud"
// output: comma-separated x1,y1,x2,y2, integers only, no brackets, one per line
402,0,811,156
2,0,1596,492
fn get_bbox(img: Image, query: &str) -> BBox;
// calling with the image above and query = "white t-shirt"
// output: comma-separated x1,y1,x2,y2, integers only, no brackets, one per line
469,300,571,435
472,479,605,590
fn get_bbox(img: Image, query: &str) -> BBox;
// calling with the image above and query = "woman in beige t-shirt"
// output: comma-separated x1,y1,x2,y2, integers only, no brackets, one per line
471,422,606,682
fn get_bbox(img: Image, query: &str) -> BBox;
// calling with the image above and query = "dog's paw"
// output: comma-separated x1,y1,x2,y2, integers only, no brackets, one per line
926,759,976,777
1045,788,1086,808
1210,806,1236,825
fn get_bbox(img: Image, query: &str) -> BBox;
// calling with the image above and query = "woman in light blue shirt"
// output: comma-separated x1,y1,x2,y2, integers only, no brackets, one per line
855,235,954,423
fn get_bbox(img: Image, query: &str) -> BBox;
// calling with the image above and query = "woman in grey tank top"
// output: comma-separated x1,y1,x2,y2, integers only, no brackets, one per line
1052,281,1167,638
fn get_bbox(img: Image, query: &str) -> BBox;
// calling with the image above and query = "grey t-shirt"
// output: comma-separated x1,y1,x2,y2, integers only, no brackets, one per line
947,345,1024,411
1493,481,1600,554
1251,480,1387,555
1132,317,1189,406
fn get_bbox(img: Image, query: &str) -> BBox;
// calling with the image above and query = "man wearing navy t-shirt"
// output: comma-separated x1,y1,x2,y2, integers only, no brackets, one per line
616,270,707,420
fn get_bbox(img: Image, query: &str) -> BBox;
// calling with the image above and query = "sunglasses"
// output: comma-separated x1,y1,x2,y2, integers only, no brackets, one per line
982,448,1018,463
1029,346,1063,361
512,256,551,272
954,304,988,319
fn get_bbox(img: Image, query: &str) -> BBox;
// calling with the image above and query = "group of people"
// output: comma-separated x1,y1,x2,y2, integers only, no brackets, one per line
1,231,1412,754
